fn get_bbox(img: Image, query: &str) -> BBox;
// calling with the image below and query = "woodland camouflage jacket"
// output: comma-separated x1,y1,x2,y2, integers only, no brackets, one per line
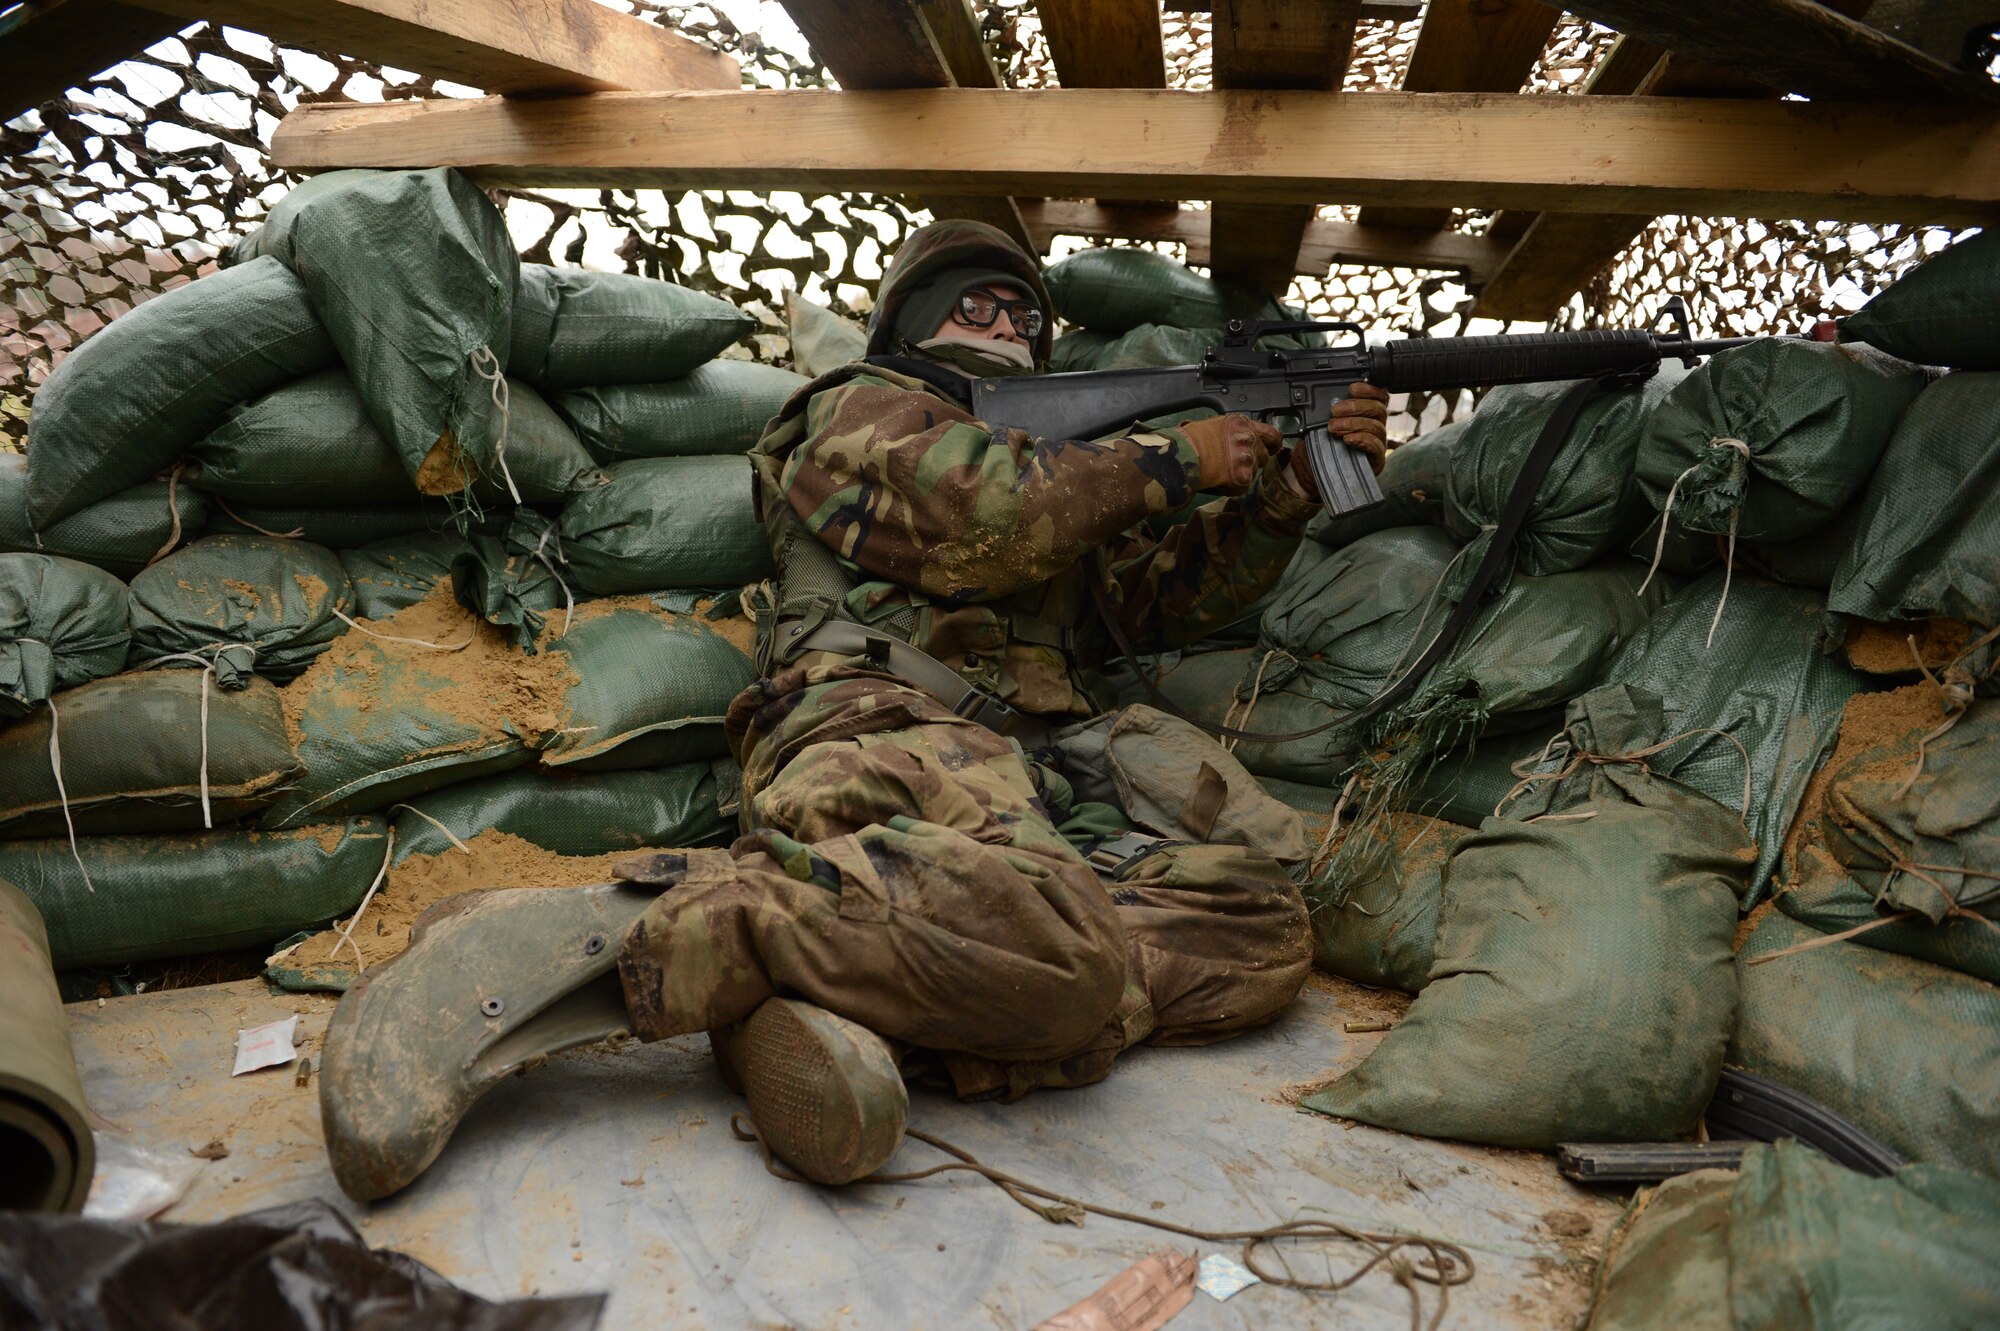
752,220,1316,719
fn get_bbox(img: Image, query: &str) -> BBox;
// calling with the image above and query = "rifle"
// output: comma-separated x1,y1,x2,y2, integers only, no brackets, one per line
971,298,1755,515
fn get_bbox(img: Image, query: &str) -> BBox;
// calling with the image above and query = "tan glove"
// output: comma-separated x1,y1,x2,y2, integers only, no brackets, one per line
1177,413,1283,493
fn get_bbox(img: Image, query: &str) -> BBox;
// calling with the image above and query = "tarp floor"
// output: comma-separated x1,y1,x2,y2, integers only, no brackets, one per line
67,974,1617,1329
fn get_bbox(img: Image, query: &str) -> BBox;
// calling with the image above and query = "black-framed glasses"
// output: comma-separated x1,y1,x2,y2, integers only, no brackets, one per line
954,287,1044,339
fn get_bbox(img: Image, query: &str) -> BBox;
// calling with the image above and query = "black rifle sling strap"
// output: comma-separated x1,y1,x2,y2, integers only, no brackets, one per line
1089,375,1611,746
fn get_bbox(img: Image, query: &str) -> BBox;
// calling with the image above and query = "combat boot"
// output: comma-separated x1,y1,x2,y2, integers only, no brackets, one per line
319,882,657,1202
713,998,907,1185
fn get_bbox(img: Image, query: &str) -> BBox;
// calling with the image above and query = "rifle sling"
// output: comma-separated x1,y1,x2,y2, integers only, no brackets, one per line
1089,375,1610,746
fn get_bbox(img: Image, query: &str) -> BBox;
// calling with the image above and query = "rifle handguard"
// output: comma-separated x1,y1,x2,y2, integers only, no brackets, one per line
1369,329,1663,393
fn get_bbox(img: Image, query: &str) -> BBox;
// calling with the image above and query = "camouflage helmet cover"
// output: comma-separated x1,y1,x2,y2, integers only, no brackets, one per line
865,218,1054,362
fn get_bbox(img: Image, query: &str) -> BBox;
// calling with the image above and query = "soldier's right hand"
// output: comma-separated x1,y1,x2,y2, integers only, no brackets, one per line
1178,413,1283,493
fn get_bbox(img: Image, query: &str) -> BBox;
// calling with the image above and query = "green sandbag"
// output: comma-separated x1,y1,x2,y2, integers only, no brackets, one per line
230,168,518,498
0,817,387,969
338,532,471,621
554,361,810,462
186,369,606,508
1048,328,1114,373
1735,499,1863,591
1778,695,1999,983
258,623,554,828
1308,421,1460,553
1841,229,2000,370
449,509,573,648
559,456,773,595
1829,371,2000,630
1732,906,2000,1181
1043,248,1274,333
127,535,353,687
1095,323,1216,370
1636,339,1923,543
1402,727,1559,827
1727,1140,2000,1330
1,455,205,579
0,555,129,720
0,878,93,1212
1444,367,1687,592
511,263,753,389
1308,686,1754,1149
1153,647,1354,786
542,597,756,770
24,257,334,527
1310,813,1473,994
0,673,300,838
1259,525,1462,709
204,498,503,549
1584,1168,1735,1331
1599,570,1867,894
391,760,735,861
784,291,867,378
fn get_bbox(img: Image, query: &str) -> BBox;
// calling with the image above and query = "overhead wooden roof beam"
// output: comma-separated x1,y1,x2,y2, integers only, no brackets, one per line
1357,0,1560,232
0,0,182,122
1559,0,1998,104
124,0,739,93
778,0,1031,250
271,88,2000,227
1206,0,1364,294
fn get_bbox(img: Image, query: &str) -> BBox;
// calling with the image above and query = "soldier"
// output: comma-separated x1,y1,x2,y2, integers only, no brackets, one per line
318,220,1390,1202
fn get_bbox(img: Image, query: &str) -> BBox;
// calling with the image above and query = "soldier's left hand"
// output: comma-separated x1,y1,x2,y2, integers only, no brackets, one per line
1329,382,1390,475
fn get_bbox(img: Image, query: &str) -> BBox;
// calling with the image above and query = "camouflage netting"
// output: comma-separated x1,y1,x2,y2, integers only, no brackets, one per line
0,0,1976,448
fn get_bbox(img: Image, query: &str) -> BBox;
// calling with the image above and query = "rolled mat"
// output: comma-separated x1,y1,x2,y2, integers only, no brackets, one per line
0,877,93,1212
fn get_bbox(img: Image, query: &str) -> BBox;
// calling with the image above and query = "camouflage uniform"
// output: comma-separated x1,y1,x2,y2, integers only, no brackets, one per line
618,221,1314,1097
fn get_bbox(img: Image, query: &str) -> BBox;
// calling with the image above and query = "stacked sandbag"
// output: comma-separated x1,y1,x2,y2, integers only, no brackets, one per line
511,263,754,389
783,291,866,377
339,531,472,621
1,450,207,579
1444,366,1688,595
1777,686,1999,983
1732,905,2000,1181
1307,812,1475,995
1039,247,1313,370
1635,339,1924,577
1585,1141,2000,1330
388,759,738,861
0,555,129,720
449,509,573,647
1305,685,1755,1148
127,535,354,687
559,456,774,594
1840,228,2000,370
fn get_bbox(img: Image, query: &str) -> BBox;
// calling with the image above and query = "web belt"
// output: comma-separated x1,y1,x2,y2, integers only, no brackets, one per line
778,619,1055,747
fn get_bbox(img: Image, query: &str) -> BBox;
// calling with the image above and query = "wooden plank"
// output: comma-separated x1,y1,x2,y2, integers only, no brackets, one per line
1358,0,1560,230
0,0,181,121
1019,199,1512,280
1207,0,1363,291
780,0,1031,251
1558,0,1995,103
914,0,1002,89
1036,0,1166,88
1168,0,1419,17
271,89,2000,227
126,0,737,93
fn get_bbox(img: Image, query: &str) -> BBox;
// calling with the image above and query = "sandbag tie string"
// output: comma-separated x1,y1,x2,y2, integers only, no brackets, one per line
325,827,396,971
211,494,306,541
1895,621,2000,798
468,345,522,505
1637,438,1752,649
729,1114,1474,1326
329,607,477,652
527,518,576,636
1220,647,1292,754
140,650,227,829
41,694,97,895
146,459,191,567
1496,725,1754,820
388,802,473,856
1748,870,1999,968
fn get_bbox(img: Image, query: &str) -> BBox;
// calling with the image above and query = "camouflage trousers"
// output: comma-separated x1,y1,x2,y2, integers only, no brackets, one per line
615,660,1311,1099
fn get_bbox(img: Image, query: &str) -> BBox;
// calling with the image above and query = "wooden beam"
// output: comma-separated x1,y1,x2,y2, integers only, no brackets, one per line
0,0,181,121
1207,0,1362,292
1473,2,1885,321
914,0,1003,89
1558,0,1997,103
1036,0,1167,88
779,0,1031,250
271,89,2000,227
1020,199,1512,281
1358,0,1560,230
125,0,737,93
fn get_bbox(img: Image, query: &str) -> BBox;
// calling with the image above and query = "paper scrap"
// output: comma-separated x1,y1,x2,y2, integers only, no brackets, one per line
1195,1252,1261,1302
232,1015,299,1076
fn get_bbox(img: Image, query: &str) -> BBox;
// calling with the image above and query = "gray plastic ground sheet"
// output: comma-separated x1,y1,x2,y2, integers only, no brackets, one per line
67,976,1615,1329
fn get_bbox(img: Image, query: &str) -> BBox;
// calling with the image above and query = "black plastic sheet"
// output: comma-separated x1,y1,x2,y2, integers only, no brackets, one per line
0,1198,603,1331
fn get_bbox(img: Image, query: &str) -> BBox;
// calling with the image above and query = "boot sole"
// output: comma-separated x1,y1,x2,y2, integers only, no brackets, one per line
736,999,906,1186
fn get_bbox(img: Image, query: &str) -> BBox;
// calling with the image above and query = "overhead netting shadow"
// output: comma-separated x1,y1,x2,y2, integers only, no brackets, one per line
0,0,1973,448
